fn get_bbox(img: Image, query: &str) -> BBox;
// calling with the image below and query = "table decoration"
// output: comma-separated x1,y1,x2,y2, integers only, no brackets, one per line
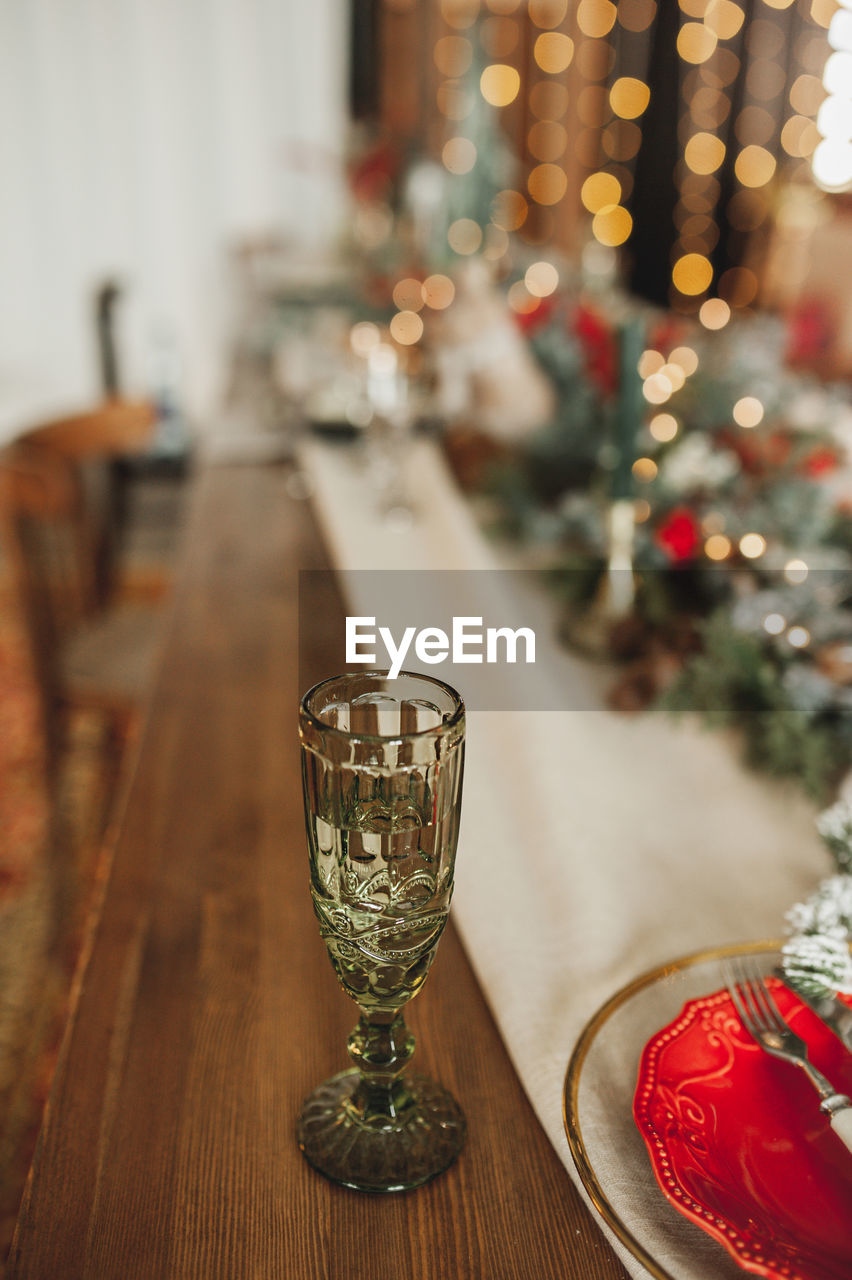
782,798,852,1004
564,942,852,1280
296,671,466,1193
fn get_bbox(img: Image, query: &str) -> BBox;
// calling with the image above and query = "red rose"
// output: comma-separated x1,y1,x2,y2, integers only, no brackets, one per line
655,507,701,562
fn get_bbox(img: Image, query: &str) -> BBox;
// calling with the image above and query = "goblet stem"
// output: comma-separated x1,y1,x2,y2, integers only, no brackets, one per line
347,1011,416,1123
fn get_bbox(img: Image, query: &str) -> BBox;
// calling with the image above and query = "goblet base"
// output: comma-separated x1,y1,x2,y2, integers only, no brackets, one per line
296,1069,465,1193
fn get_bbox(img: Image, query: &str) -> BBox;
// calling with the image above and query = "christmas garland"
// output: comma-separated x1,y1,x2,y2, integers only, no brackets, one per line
463,283,852,800
782,799,852,1001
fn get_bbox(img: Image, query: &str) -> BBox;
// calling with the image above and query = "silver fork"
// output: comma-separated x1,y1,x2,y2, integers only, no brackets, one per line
723,957,852,1155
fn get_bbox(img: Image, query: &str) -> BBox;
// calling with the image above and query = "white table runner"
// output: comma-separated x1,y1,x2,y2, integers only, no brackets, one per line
300,436,830,1279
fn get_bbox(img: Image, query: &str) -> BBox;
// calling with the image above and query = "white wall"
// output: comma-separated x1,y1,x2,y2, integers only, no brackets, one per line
0,0,349,428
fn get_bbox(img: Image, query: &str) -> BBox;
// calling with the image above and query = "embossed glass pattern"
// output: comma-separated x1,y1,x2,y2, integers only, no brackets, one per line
296,671,465,1192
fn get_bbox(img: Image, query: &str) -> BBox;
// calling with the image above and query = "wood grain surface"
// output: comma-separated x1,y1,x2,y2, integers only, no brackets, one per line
8,464,630,1280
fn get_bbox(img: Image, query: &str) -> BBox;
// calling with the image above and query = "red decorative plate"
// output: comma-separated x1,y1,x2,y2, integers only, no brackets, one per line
634,980,852,1280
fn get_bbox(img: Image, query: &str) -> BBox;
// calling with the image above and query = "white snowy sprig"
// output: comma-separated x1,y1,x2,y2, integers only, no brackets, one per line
816,798,852,874
781,930,852,1001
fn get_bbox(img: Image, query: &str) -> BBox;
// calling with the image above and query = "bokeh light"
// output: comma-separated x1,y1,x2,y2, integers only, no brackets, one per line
528,163,568,204
421,275,455,309
734,145,777,187
448,218,483,254
649,413,679,442
592,204,633,245
528,121,568,161
480,63,521,106
672,253,713,294
610,78,651,118
699,298,731,328
392,278,425,312
524,261,560,296
732,396,764,427
492,189,529,230
442,137,477,174
534,32,575,73
390,311,424,345
577,0,617,38
739,533,766,559
434,36,473,77
684,132,726,174
581,171,622,211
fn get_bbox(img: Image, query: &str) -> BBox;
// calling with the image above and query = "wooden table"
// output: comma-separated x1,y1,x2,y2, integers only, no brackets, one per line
8,464,630,1280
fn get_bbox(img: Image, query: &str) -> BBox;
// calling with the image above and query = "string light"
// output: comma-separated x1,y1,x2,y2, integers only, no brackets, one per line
448,218,483,254
785,558,809,583
649,413,679,441
632,457,658,481
390,311,423,345
787,626,811,648
392,278,425,312
739,533,767,559
480,63,521,106
705,534,732,559
524,261,560,296
534,32,575,73
528,163,568,204
421,275,455,309
638,349,665,377
733,396,764,427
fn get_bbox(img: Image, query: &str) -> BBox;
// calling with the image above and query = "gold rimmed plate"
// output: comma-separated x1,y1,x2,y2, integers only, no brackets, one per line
563,941,787,1280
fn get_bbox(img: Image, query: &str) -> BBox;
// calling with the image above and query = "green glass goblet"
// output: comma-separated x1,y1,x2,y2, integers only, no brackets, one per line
296,670,466,1192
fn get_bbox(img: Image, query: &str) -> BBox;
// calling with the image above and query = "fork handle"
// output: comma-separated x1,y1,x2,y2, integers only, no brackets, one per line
821,1095,852,1154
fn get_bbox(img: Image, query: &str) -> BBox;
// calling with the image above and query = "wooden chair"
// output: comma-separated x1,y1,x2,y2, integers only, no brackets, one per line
0,400,165,778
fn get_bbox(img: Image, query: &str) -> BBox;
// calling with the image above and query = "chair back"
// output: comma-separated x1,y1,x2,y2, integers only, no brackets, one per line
0,400,156,758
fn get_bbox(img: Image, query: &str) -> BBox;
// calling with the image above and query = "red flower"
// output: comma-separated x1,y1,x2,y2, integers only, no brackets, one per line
655,507,701,562
574,302,617,395
801,446,839,477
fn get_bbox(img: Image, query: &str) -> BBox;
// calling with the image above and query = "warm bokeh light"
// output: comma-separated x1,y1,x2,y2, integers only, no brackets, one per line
618,0,657,30
441,0,481,29
669,346,699,375
609,77,651,119
507,281,541,314
447,218,483,254
577,0,617,37
581,171,622,212
480,63,521,107
733,395,764,427
529,0,569,24
529,80,570,119
705,0,745,38
718,266,758,306
684,132,726,174
672,253,713,295
534,32,575,73
485,0,521,11
421,275,456,310
602,120,642,161
677,22,718,63
785,558,809,583
392,278,425,312
434,36,473,77
649,413,679,442
442,136,477,174
660,362,686,391
781,115,821,157
632,457,659,481
705,534,732,560
528,121,568,161
734,144,777,187
389,310,424,345
739,533,766,559
492,189,529,230
350,321,381,357
763,612,786,635
634,498,652,522
638,349,665,378
524,260,560,297
789,73,824,115
592,204,633,245
642,372,673,403
481,15,520,56
787,626,811,648
528,163,568,204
